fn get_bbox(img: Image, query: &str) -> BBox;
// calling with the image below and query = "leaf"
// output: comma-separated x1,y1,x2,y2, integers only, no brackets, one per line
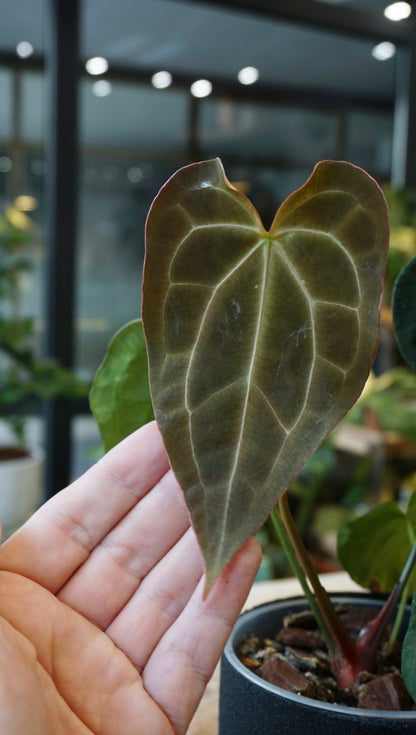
89,319,153,452
402,589,416,702
142,158,389,588
338,493,416,593
392,254,416,372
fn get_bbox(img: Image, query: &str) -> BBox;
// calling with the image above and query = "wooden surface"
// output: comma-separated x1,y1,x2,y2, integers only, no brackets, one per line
187,572,362,735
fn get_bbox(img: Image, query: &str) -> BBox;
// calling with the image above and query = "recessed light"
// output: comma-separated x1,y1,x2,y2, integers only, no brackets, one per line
372,41,396,60
16,41,34,59
237,66,259,85
0,157,12,173
151,71,172,89
92,80,112,97
384,2,412,21
190,79,212,98
127,166,144,184
85,56,109,75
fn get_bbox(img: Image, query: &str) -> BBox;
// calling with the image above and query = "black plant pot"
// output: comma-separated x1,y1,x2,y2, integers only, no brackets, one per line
219,594,416,735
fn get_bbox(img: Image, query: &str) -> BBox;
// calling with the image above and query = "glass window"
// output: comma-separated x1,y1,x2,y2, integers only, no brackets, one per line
226,163,315,229
80,79,188,151
0,0,44,54
75,152,182,376
200,99,337,167
346,110,393,178
21,72,45,143
71,414,102,479
0,69,13,139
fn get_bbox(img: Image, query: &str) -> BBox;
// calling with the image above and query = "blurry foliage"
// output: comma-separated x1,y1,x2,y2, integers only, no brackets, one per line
347,368,416,441
384,186,416,291
0,212,88,445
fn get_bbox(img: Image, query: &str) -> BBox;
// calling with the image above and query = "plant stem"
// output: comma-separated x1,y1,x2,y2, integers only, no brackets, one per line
389,523,416,650
278,492,356,682
357,539,416,669
270,506,333,652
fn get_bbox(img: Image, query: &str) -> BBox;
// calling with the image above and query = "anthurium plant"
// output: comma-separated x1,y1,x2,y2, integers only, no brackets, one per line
91,159,416,696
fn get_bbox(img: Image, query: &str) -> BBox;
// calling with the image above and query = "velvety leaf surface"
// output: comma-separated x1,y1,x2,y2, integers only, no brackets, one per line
393,254,416,372
143,158,389,587
402,590,416,702
338,493,416,593
90,320,153,452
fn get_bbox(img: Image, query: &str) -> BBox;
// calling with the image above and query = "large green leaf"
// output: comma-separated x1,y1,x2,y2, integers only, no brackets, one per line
338,492,416,593
142,158,389,587
402,590,416,702
90,319,153,452
393,254,416,372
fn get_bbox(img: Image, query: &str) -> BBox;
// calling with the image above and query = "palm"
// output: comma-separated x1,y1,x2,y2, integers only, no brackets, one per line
0,422,260,735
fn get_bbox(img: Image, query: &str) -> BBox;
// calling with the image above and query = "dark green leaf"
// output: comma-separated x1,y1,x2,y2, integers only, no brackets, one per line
393,254,416,372
143,158,389,587
90,319,153,452
402,590,416,701
338,494,416,593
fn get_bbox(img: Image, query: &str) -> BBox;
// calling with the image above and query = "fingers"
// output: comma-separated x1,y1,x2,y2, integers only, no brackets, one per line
0,422,170,592
143,536,262,734
0,616,53,734
57,469,191,629
105,526,205,669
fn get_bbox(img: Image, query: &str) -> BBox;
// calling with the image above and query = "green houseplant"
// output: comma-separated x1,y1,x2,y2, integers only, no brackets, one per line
0,213,87,535
90,158,416,729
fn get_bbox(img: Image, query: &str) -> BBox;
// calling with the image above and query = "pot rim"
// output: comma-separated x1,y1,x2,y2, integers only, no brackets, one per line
0,446,44,469
224,592,416,721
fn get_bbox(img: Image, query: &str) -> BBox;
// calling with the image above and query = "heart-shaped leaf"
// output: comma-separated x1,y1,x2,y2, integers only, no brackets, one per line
142,158,389,587
393,254,416,372
90,319,153,452
338,492,416,593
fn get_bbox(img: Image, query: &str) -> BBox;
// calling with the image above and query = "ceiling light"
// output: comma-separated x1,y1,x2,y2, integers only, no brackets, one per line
85,56,109,75
30,159,46,176
16,41,34,58
127,166,144,184
384,2,412,21
0,157,12,173
92,80,112,97
190,79,212,98
372,41,396,60
237,66,259,85
151,71,172,89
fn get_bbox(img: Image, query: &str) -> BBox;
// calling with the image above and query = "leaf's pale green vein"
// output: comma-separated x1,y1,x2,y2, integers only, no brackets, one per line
313,300,358,313
264,228,362,478
168,222,261,282
226,245,270,486
251,382,290,435
184,237,264,413
274,245,316,433
183,237,265,489
318,355,347,376
167,282,214,290
188,377,246,413
212,243,272,568
275,226,362,302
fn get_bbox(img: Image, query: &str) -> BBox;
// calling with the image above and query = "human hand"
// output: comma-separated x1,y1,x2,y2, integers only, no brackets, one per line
0,421,261,734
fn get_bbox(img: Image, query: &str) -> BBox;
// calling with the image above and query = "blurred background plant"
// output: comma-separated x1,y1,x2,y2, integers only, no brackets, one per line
0,211,88,447
383,186,416,294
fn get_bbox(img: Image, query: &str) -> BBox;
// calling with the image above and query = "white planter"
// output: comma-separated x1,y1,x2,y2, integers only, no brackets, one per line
0,447,45,539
